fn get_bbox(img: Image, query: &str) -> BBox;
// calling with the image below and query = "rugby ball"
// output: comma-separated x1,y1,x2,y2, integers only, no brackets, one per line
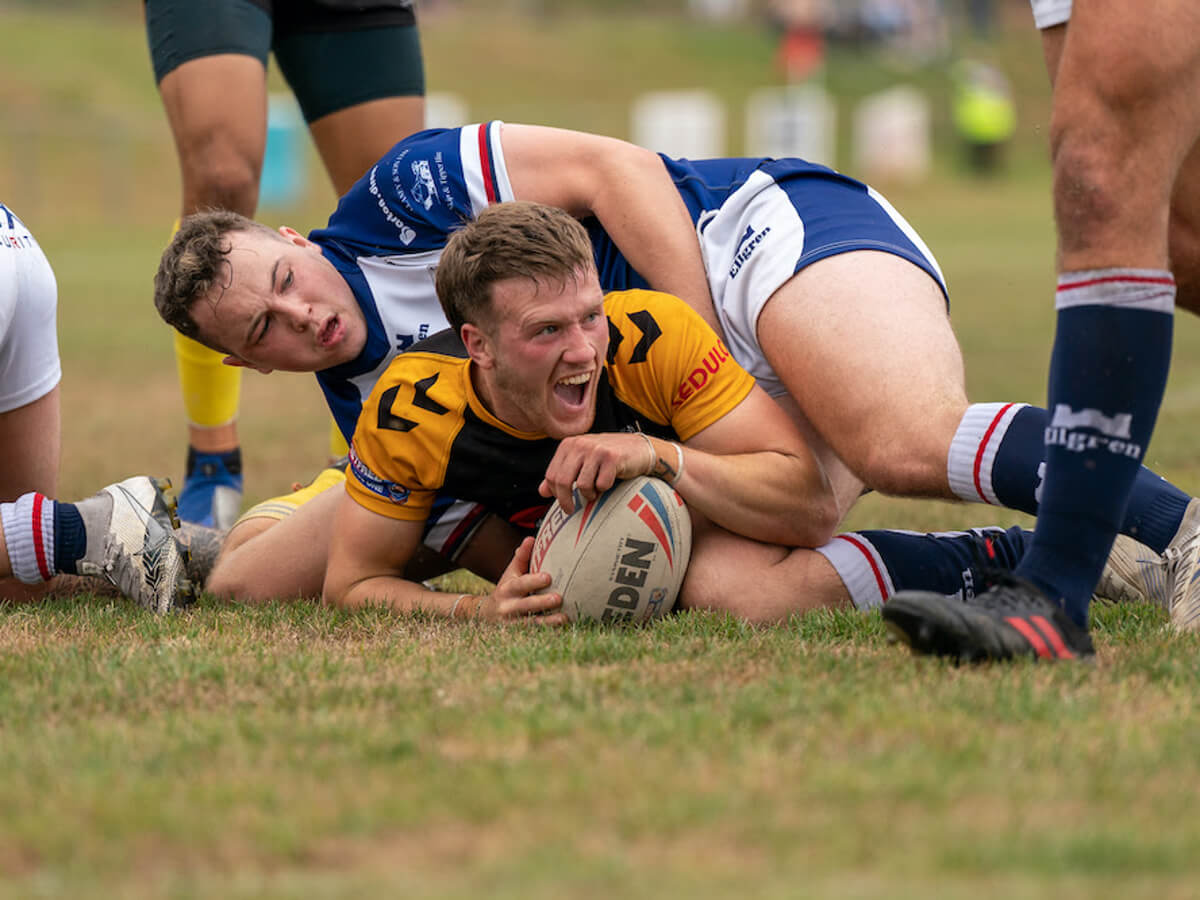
530,476,692,625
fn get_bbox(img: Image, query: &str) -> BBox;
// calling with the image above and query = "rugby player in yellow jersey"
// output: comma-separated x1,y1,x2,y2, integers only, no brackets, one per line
324,201,843,622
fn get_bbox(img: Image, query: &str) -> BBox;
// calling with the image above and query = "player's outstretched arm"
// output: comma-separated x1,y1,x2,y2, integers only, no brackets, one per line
322,494,565,624
539,388,838,549
500,124,720,331
674,387,838,547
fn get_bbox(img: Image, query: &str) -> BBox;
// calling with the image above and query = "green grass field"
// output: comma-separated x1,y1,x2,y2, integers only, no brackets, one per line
4,5,1200,897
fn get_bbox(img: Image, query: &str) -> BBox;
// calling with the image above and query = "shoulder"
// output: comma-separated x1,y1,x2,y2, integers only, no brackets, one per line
604,289,715,362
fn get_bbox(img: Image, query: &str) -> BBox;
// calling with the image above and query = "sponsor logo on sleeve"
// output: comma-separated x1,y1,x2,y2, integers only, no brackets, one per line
671,339,733,408
348,446,412,504
367,164,418,246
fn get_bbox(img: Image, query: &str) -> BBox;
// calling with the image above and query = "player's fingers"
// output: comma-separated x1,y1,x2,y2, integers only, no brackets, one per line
500,536,537,579
499,590,561,620
499,570,552,601
594,456,619,493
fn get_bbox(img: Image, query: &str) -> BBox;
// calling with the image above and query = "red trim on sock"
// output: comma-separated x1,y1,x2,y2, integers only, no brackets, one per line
837,534,888,604
1058,274,1175,292
973,402,1014,504
30,493,52,582
1005,616,1052,659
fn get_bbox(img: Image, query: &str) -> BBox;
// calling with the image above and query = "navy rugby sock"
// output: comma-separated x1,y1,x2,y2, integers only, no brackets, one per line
1016,270,1175,627
949,402,1190,554
817,526,1030,611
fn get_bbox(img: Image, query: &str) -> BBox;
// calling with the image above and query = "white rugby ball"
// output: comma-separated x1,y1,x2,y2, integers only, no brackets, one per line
530,475,692,625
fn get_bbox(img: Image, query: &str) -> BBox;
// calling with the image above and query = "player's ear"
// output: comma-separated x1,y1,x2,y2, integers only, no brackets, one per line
461,323,494,368
278,225,309,248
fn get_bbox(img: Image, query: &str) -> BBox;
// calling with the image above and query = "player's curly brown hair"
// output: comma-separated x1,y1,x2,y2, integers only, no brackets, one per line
153,210,279,352
435,201,596,335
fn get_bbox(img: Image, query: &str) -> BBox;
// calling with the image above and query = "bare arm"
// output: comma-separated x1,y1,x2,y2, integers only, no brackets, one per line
322,492,566,624
540,387,838,548
501,123,721,332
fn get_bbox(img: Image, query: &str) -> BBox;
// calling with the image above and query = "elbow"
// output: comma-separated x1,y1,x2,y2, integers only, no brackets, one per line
781,497,838,549
804,497,840,547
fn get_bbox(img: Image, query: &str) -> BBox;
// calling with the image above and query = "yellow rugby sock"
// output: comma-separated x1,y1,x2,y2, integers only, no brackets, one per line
175,330,241,428
169,218,242,430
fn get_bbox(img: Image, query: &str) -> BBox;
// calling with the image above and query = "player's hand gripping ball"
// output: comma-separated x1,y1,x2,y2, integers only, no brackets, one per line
530,476,692,624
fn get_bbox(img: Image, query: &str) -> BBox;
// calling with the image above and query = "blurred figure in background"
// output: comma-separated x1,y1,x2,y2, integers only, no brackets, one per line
144,0,427,529
951,59,1015,175
767,0,828,82
0,203,194,611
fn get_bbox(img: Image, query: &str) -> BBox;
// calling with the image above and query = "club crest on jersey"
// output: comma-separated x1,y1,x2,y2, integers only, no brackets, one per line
347,446,411,504
411,159,437,211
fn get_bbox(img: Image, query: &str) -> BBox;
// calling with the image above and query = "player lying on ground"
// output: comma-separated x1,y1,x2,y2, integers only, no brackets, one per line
152,123,1200,618
1,202,193,611
323,202,1058,623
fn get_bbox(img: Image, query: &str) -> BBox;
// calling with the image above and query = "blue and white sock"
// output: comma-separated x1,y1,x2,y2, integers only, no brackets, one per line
1017,268,1175,626
817,526,1030,611
948,401,1190,554
0,493,87,584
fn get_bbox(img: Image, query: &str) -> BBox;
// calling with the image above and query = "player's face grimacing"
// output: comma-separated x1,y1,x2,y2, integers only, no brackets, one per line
469,268,608,440
189,227,368,374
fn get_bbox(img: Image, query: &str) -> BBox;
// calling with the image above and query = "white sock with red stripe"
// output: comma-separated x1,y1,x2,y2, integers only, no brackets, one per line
1,493,57,584
947,402,1034,506
816,526,1031,612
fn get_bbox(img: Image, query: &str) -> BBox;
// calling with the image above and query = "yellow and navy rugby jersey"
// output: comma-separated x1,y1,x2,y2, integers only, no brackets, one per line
346,289,755,531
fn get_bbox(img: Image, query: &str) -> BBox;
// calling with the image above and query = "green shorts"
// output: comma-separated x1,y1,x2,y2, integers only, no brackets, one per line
145,0,424,122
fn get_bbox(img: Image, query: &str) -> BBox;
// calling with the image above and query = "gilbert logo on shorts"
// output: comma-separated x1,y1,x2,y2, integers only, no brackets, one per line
672,339,732,408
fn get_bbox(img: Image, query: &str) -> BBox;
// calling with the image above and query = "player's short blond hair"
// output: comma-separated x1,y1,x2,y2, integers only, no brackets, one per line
435,201,596,335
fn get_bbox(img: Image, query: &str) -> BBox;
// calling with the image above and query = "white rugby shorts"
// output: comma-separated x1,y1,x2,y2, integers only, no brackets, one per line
696,167,946,397
0,207,61,413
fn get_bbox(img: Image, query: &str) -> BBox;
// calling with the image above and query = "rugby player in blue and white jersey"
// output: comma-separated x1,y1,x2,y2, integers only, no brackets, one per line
154,122,1200,623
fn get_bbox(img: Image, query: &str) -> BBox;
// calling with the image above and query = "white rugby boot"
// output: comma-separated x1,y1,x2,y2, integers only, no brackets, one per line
1164,498,1200,631
1094,535,1170,609
75,476,197,613
1093,498,1200,631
